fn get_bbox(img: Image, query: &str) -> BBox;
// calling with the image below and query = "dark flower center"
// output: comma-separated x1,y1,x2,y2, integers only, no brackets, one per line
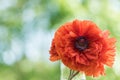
75,36,88,51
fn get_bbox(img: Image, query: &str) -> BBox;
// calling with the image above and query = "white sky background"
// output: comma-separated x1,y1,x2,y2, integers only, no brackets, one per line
0,0,53,64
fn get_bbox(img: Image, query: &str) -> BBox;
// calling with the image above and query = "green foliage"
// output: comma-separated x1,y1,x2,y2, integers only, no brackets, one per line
0,60,60,80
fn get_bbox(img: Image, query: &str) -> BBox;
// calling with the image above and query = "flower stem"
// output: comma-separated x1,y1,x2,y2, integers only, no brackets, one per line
68,70,79,80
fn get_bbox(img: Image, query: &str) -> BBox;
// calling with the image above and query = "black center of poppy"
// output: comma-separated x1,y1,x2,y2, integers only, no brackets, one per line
75,36,88,51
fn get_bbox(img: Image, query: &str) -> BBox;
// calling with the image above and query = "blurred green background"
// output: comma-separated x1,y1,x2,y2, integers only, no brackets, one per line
0,0,120,80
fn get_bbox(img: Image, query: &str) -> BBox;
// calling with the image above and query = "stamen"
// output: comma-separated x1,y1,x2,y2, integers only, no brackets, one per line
75,36,88,51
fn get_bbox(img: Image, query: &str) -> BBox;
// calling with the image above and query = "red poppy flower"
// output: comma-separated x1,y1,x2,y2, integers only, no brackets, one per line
49,20,116,77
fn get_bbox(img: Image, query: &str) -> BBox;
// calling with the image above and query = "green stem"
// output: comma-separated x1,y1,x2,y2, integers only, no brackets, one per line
68,70,79,80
